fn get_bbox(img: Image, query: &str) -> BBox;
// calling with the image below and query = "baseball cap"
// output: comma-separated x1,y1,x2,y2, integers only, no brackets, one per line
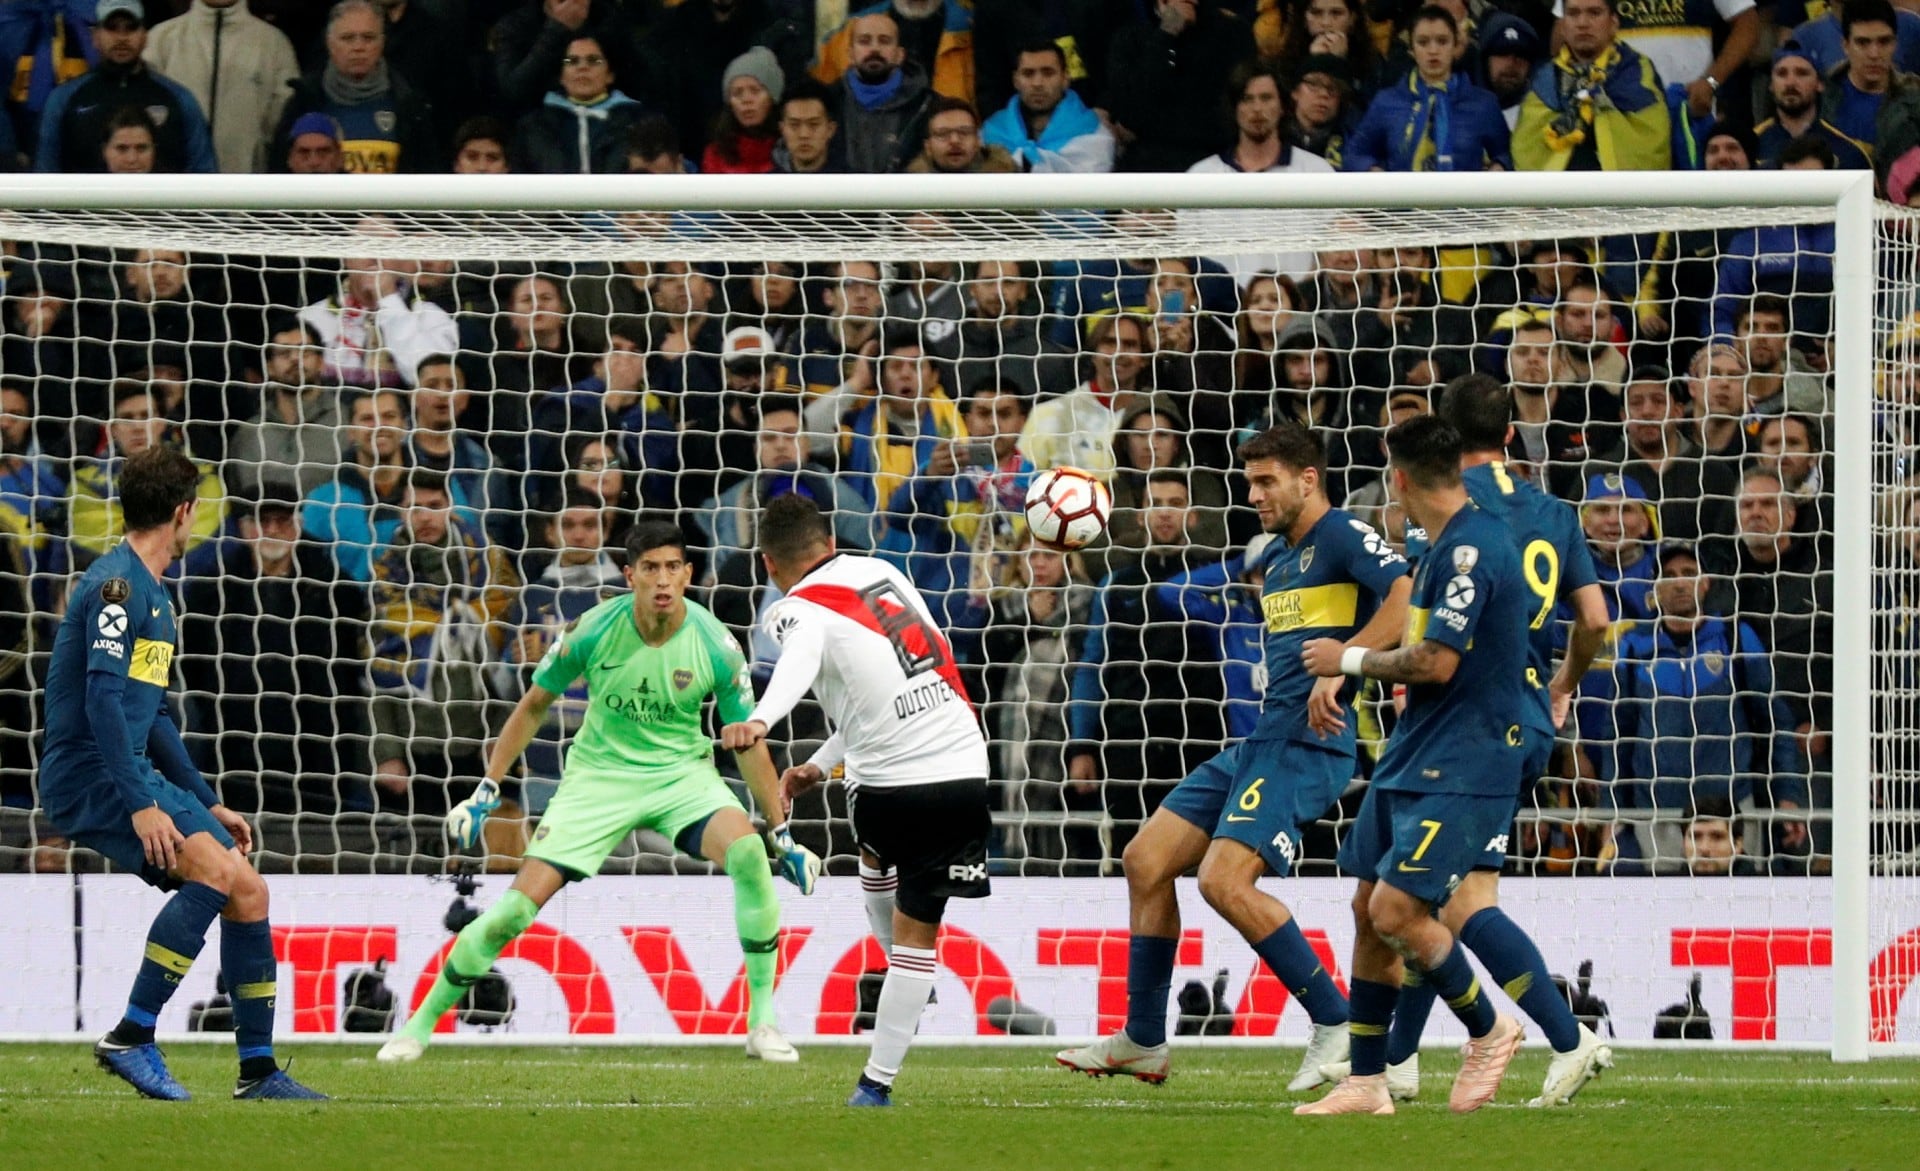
1479,12,1544,60
1584,471,1662,536
724,325,773,356
1657,539,1700,570
288,113,343,144
1772,41,1817,69
95,0,145,24
723,325,775,370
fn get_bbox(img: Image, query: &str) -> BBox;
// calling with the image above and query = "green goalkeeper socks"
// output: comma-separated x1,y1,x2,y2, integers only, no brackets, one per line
402,889,540,1042
724,834,781,1031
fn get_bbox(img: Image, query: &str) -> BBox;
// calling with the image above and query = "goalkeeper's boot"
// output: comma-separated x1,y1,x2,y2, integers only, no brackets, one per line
1287,1021,1350,1091
1053,1031,1170,1084
1293,1074,1394,1116
745,1024,799,1064
1529,1024,1613,1108
846,1075,892,1107
94,1035,190,1101
376,1034,426,1064
1319,1054,1420,1100
234,1062,329,1101
1448,1013,1524,1115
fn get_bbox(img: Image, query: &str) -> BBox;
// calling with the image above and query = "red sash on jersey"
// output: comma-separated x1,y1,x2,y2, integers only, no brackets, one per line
790,583,976,716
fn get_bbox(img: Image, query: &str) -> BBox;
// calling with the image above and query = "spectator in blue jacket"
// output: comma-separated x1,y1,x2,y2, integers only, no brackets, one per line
1610,541,1808,869
36,0,216,174
1149,532,1270,739
881,383,1035,617
0,0,101,161
1343,6,1512,173
301,388,472,582
1712,136,1838,338
1785,0,1920,77
1753,44,1872,170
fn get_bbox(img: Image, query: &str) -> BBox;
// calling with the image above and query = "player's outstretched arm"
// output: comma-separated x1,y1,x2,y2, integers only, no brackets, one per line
1548,583,1610,728
727,604,828,747
1307,575,1415,736
1302,636,1461,686
449,685,556,849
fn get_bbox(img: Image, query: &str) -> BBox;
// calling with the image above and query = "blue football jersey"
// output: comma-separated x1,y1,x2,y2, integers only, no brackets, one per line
1256,507,1410,747
1373,504,1529,797
39,542,179,806
1458,461,1599,735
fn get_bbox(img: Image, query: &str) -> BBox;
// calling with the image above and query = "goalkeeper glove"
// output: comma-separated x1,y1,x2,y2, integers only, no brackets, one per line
770,823,821,896
447,779,501,851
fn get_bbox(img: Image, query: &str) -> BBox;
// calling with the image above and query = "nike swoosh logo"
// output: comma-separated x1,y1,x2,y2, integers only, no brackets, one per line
597,661,628,670
150,607,162,617
1226,815,1255,823
1397,862,1430,873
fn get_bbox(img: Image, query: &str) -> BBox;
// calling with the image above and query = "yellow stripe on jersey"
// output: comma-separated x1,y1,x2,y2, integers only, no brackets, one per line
1406,606,1430,643
1262,582,1359,633
128,638,174,687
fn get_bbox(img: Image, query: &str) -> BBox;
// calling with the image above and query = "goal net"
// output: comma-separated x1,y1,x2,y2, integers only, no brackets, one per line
0,172,1893,1053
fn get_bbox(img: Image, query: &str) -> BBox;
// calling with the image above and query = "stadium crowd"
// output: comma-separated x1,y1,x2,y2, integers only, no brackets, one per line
0,0,1861,879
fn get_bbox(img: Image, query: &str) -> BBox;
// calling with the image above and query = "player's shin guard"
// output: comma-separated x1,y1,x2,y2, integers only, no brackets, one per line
724,834,782,1030
1460,907,1580,1052
859,861,897,956
1418,942,1498,1039
1386,968,1436,1066
863,944,936,1088
1252,921,1348,1026
1124,935,1179,1048
221,918,279,1079
113,881,229,1044
402,889,540,1040
1347,978,1398,1077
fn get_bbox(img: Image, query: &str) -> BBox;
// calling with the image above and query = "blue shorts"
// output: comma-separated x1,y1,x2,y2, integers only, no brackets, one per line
42,775,234,890
1159,736,1353,876
1478,726,1555,870
1338,785,1515,908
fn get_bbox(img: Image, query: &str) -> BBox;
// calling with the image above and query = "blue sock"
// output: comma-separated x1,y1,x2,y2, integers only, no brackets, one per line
1251,920,1347,1026
115,881,228,1043
1386,968,1435,1065
1460,907,1580,1052
1347,977,1399,1076
1124,935,1179,1048
1418,941,1497,1038
222,917,279,1079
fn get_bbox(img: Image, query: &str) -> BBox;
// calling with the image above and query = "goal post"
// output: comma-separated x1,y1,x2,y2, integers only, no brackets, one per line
0,170,1890,1056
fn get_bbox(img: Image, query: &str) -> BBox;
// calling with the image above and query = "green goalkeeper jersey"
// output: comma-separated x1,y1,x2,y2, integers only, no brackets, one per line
530,596,754,778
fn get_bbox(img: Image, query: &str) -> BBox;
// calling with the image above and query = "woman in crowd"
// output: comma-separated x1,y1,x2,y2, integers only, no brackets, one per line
701,48,783,175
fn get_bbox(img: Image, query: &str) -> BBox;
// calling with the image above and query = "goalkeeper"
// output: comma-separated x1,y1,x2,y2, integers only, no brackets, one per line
379,521,819,1063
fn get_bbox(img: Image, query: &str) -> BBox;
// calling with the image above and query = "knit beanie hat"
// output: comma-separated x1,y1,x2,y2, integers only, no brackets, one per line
723,46,785,104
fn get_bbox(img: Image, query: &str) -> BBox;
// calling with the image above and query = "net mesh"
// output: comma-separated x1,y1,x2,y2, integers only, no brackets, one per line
0,194,1861,1042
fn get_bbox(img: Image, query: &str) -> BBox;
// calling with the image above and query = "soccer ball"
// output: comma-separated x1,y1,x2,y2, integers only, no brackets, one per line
1024,467,1111,551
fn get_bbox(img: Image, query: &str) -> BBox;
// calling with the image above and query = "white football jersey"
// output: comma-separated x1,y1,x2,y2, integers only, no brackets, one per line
749,553,989,788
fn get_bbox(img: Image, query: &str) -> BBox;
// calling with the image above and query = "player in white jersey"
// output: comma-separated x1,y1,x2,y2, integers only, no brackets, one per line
720,495,992,1108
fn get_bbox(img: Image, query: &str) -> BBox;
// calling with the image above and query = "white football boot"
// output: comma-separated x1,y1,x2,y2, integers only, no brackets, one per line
1053,1032,1171,1084
745,1024,800,1063
1529,1024,1613,1107
1287,1022,1351,1091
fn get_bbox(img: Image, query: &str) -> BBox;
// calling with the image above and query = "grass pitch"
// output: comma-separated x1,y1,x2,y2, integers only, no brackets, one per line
2,1043,1918,1170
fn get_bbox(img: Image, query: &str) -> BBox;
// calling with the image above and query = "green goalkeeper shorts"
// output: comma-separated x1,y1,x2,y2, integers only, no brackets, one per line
523,762,743,879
